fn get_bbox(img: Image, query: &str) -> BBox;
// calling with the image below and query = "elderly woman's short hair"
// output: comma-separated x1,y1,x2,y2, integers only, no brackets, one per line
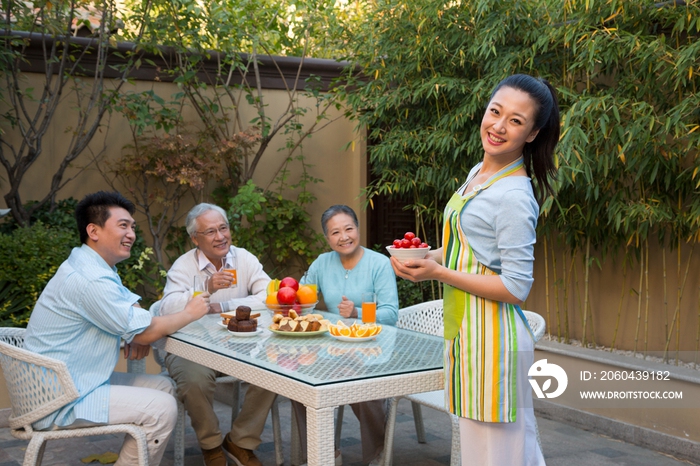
185,203,228,237
320,205,359,236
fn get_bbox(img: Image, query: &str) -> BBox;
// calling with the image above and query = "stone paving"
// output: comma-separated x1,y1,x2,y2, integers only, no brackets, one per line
0,392,694,466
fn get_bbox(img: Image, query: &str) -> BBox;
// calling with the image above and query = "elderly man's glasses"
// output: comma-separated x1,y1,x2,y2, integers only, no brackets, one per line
196,225,230,238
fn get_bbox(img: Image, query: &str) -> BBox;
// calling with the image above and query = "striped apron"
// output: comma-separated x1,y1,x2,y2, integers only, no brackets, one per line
443,157,532,423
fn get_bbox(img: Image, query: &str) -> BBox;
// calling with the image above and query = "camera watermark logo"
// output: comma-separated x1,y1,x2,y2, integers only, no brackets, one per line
528,359,568,399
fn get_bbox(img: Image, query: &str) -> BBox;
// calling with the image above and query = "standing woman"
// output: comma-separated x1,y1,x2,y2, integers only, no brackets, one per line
392,74,558,465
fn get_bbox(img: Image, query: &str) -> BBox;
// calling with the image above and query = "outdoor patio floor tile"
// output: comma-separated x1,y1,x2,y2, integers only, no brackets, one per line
0,392,695,465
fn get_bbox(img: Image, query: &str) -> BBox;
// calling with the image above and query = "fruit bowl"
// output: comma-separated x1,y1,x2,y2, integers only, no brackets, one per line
264,301,318,316
386,245,431,263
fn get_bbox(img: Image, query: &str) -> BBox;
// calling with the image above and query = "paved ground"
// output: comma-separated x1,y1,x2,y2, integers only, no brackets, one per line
0,389,695,466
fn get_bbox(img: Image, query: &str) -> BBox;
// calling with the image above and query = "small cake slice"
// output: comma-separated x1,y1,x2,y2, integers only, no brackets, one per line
237,319,257,332
235,306,252,320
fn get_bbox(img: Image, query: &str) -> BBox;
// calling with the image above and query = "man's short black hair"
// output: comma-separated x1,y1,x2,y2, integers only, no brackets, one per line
75,191,135,244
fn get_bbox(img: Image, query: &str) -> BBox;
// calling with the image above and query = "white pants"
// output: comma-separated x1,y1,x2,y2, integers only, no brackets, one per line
459,316,546,466
108,371,178,466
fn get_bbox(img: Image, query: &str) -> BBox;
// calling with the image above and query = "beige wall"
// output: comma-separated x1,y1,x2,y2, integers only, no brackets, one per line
526,240,700,356
1,75,365,259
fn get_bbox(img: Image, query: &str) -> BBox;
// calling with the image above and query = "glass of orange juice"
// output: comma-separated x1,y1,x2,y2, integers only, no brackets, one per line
361,292,377,324
221,256,238,288
193,276,208,297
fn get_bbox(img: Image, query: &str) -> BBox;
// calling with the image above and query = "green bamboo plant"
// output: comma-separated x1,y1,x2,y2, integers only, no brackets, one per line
341,0,700,358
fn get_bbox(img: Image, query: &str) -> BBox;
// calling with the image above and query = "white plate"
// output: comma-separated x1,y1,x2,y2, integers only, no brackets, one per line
269,327,328,337
329,333,378,342
227,328,263,337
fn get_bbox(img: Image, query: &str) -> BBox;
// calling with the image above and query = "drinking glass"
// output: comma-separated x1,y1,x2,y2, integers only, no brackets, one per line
301,272,317,294
361,292,377,324
193,276,208,297
221,256,238,288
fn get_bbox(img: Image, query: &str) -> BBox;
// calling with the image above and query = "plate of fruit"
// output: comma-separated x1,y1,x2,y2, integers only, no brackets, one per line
264,276,319,315
386,231,431,263
269,311,330,337
328,321,383,342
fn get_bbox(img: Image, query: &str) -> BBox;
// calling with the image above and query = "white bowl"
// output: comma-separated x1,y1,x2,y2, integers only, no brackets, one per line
385,245,431,263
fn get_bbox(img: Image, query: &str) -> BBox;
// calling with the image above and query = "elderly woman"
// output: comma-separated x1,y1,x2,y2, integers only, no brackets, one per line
293,204,399,466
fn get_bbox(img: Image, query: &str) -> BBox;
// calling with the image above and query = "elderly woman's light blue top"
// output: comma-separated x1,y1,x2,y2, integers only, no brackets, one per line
302,247,399,325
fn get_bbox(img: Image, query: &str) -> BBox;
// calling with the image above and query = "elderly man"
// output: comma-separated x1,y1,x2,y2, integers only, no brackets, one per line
159,203,276,466
25,191,210,466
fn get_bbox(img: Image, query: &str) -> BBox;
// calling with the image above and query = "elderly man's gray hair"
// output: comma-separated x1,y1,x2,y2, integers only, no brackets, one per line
185,203,229,237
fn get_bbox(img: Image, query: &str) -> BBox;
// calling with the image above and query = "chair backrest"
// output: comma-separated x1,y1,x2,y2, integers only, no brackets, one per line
0,327,26,348
396,299,444,337
396,301,547,343
522,310,546,343
0,329,80,431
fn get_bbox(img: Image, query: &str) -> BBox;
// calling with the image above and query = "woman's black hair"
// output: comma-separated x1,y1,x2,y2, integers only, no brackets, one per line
489,74,560,202
320,205,359,236
75,191,135,244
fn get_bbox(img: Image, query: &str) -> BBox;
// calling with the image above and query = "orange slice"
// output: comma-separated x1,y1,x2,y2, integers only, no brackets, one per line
339,326,352,337
355,327,369,338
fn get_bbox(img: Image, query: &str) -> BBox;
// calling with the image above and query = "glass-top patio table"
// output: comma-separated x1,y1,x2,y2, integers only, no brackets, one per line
164,311,444,466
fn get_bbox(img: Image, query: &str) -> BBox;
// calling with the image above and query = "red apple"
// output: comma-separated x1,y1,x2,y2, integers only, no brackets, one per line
279,276,299,291
277,287,297,305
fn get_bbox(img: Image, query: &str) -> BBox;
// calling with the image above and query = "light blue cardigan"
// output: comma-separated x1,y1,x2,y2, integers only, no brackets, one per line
302,247,399,325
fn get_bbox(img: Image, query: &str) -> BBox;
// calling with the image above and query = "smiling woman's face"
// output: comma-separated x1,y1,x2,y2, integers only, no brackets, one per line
324,213,360,257
480,86,540,161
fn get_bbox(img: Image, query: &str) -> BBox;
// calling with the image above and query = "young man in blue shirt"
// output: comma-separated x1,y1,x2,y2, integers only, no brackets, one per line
25,191,210,465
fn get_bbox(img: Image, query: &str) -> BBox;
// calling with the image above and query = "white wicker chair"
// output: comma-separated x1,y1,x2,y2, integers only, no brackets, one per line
0,328,149,466
383,301,546,466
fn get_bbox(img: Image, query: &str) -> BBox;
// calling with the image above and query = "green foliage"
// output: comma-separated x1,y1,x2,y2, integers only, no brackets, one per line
122,0,361,59
0,222,76,325
0,198,78,235
0,198,166,325
103,121,260,266
117,242,166,309
227,180,326,275
342,0,700,256
396,278,431,309
0,280,32,327
342,0,700,351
